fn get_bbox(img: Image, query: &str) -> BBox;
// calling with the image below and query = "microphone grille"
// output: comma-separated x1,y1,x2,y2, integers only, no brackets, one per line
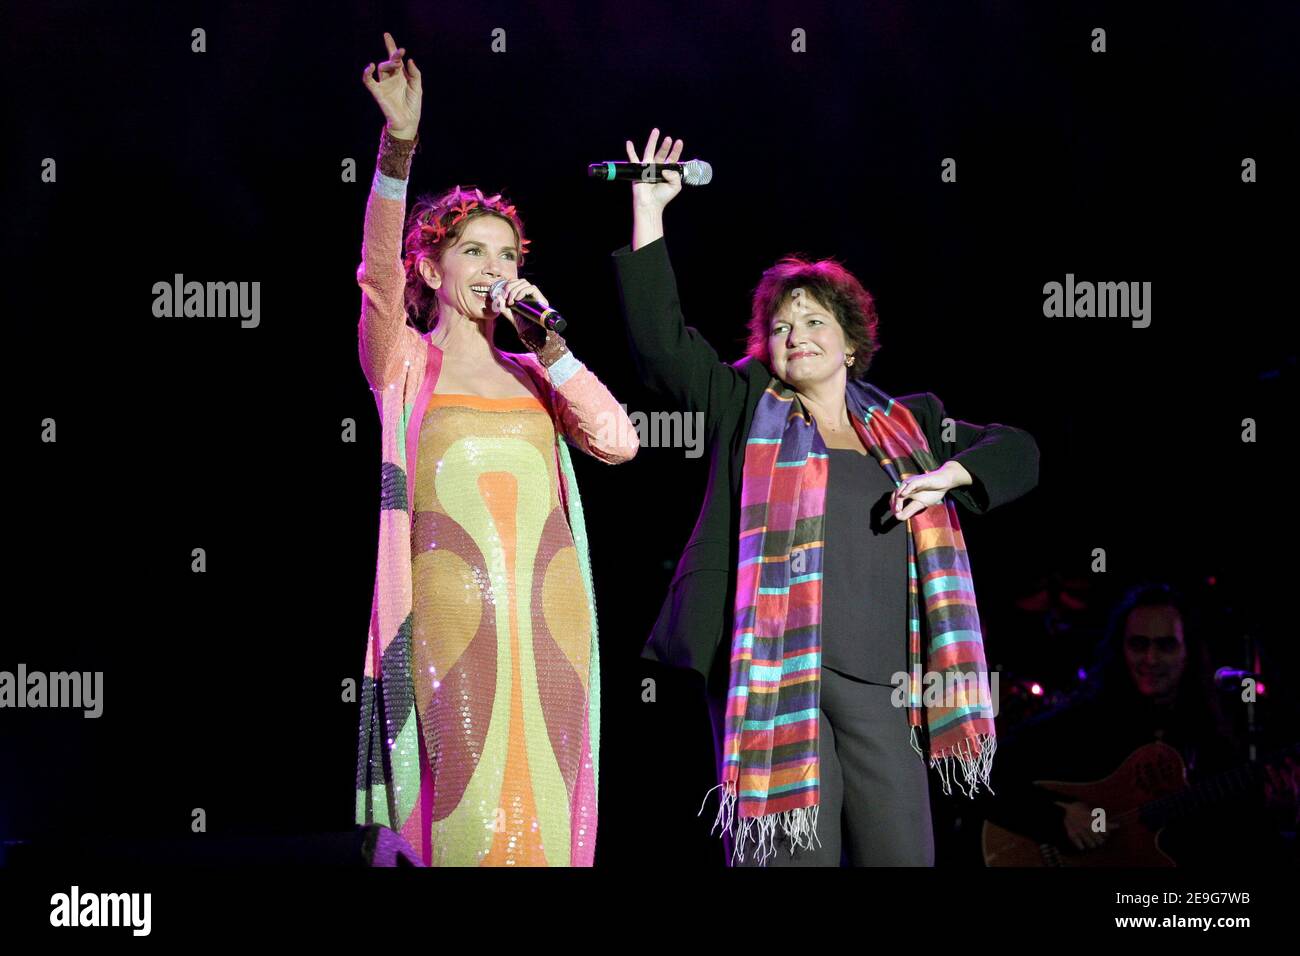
682,159,713,186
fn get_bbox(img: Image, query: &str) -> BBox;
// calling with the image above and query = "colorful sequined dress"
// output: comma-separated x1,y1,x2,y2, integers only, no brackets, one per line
353,125,638,867
410,393,595,866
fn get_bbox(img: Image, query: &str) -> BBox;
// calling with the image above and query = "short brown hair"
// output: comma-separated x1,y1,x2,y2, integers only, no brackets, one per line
745,256,881,379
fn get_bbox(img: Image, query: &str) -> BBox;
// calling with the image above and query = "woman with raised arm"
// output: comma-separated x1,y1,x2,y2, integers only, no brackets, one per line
612,129,1039,866
354,33,638,867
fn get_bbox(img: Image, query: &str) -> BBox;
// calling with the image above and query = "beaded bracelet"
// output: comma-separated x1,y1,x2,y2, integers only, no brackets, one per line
509,312,570,367
535,333,571,368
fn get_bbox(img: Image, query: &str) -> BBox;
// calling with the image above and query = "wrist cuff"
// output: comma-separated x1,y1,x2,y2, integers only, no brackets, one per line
378,126,418,179
372,169,408,201
546,351,582,386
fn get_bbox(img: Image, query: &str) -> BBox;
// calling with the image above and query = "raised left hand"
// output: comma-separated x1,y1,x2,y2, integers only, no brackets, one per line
890,461,970,521
361,33,422,134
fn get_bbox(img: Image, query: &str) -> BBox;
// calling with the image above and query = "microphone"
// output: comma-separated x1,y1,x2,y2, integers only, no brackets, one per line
587,159,713,185
1214,667,1260,689
488,278,567,333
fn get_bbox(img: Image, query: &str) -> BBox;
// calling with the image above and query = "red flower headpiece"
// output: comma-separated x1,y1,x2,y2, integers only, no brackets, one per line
449,197,478,225
405,186,530,269
419,217,448,241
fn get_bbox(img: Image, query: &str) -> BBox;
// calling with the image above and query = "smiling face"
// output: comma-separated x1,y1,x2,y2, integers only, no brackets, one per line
768,287,853,389
1123,604,1187,701
419,214,520,322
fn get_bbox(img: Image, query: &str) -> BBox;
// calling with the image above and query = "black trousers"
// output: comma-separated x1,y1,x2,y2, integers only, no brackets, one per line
706,665,935,866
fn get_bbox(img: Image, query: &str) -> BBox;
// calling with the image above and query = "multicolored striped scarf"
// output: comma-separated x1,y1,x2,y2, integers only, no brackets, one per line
707,377,996,865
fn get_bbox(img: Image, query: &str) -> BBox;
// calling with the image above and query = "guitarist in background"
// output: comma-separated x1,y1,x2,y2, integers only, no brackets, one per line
982,582,1298,866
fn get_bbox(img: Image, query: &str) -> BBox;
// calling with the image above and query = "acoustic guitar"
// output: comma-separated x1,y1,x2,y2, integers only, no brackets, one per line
981,741,1296,866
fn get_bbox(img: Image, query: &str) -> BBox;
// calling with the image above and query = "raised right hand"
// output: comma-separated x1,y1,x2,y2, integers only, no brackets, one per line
361,32,422,134
626,128,684,213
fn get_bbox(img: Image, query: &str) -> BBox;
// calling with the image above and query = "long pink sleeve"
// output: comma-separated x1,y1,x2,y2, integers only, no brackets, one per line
528,356,639,464
357,135,421,392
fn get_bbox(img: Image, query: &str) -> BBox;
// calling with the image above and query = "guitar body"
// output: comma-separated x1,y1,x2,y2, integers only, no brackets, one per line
982,742,1187,867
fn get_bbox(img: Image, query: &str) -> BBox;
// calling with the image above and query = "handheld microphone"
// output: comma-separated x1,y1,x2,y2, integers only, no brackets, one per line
1214,667,1261,689
587,159,713,185
1206,665,1258,686
488,278,567,334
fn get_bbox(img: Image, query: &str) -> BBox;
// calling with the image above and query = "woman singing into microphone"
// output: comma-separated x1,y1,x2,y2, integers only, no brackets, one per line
354,33,638,867
612,129,1039,866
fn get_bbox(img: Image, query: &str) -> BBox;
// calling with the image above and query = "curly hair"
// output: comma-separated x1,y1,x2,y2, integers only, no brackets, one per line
745,256,881,379
401,185,529,334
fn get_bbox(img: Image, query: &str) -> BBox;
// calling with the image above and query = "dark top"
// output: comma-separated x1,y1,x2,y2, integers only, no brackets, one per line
611,236,1042,690
821,447,908,684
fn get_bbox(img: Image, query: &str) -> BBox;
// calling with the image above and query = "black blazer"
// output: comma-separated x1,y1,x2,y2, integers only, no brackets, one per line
612,237,1041,687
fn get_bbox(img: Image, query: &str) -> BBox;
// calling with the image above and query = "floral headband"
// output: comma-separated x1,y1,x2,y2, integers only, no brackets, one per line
404,186,530,271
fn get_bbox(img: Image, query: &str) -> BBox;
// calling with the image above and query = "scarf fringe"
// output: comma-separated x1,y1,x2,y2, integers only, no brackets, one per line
699,783,822,867
700,728,994,866
928,732,997,798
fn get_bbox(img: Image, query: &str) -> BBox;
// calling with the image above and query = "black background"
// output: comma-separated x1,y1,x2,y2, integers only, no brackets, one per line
5,0,1296,873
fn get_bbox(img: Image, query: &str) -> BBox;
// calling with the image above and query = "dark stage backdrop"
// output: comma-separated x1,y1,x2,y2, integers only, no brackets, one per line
6,0,1296,871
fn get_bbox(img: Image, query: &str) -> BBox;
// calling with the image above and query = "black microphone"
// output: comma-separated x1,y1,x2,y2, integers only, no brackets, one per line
487,279,567,333
587,159,713,185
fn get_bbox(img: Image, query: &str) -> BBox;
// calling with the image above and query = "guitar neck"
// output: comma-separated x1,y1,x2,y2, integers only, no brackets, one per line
1141,745,1296,828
